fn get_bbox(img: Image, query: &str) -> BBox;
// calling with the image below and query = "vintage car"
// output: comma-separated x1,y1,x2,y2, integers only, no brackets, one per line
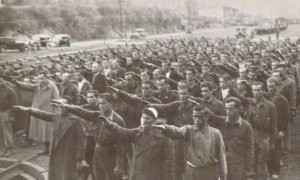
0,37,28,53
32,34,51,49
130,28,148,39
52,34,71,47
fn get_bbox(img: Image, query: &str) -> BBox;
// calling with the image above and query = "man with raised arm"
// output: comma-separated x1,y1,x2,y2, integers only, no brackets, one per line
14,97,86,180
153,104,227,180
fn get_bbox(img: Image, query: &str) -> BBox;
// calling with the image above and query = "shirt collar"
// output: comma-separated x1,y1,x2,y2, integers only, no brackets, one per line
225,116,242,126
205,95,215,103
193,124,209,134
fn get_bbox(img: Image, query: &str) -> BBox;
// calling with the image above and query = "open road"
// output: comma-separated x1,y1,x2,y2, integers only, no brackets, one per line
1,24,300,62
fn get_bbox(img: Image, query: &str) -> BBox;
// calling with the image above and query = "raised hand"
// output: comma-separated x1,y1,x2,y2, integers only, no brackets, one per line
13,106,30,112
152,124,166,130
141,99,152,107
107,86,119,93
51,99,68,108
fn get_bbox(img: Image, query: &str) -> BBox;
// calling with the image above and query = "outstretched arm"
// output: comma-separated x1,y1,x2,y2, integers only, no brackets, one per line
13,106,55,122
154,124,188,140
103,117,138,143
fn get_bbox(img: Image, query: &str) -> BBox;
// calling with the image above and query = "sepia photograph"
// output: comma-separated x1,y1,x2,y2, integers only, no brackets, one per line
0,0,299,179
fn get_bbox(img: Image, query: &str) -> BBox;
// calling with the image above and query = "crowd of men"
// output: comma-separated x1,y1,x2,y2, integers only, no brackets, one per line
1,36,300,180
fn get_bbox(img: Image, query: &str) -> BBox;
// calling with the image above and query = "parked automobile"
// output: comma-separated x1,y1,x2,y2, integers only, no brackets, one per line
130,28,148,39
52,34,71,47
0,37,28,53
32,34,51,49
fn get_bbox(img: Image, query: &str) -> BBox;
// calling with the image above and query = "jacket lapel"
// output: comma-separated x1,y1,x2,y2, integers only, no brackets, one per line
134,128,163,157
53,115,78,149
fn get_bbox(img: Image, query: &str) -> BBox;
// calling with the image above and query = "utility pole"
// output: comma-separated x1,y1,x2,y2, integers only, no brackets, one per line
119,0,124,39
187,0,192,33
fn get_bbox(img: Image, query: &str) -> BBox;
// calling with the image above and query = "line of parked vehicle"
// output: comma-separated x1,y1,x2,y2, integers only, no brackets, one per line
0,34,71,53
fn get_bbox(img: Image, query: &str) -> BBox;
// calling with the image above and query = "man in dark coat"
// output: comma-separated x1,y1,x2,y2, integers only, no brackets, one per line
54,93,126,180
100,107,175,180
59,72,80,105
110,80,161,128
0,79,18,156
91,62,108,94
14,97,87,180
266,77,290,179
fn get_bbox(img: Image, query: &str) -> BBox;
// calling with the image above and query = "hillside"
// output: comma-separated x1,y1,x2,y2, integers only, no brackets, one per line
0,5,181,40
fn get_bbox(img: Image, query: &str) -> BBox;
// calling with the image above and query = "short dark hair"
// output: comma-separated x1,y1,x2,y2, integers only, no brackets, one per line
87,90,100,97
142,80,153,86
200,81,213,90
37,70,50,77
252,81,265,90
275,63,286,69
202,62,211,69
193,104,206,112
225,97,242,108
178,80,188,89
157,76,169,85
267,77,279,85
98,93,115,104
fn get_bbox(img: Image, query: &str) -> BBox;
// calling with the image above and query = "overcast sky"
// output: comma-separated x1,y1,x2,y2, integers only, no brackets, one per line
198,0,300,18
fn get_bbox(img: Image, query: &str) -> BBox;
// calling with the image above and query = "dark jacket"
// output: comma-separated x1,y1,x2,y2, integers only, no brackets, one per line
59,81,80,105
267,94,290,132
117,90,161,128
105,124,175,180
66,106,126,170
92,72,107,94
28,108,86,180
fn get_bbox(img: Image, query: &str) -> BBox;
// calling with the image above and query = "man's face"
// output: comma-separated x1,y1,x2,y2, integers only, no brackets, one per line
55,72,62,79
272,72,281,81
178,88,189,103
248,71,255,80
111,60,119,69
267,81,277,95
140,113,155,129
193,110,208,129
252,84,264,99
92,63,100,73
157,79,167,94
68,65,75,72
162,63,169,71
142,83,152,98
102,60,109,69
141,72,150,81
239,69,247,79
132,52,139,59
185,70,193,81
201,86,212,100
225,102,239,119
201,66,210,75
125,75,134,87
220,55,228,63
171,62,180,72
37,74,47,84
276,67,286,76
253,55,260,62
87,93,98,105
153,70,160,80
271,62,279,70
98,98,111,114
219,78,227,89
62,73,69,82
75,73,82,82
126,58,133,65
